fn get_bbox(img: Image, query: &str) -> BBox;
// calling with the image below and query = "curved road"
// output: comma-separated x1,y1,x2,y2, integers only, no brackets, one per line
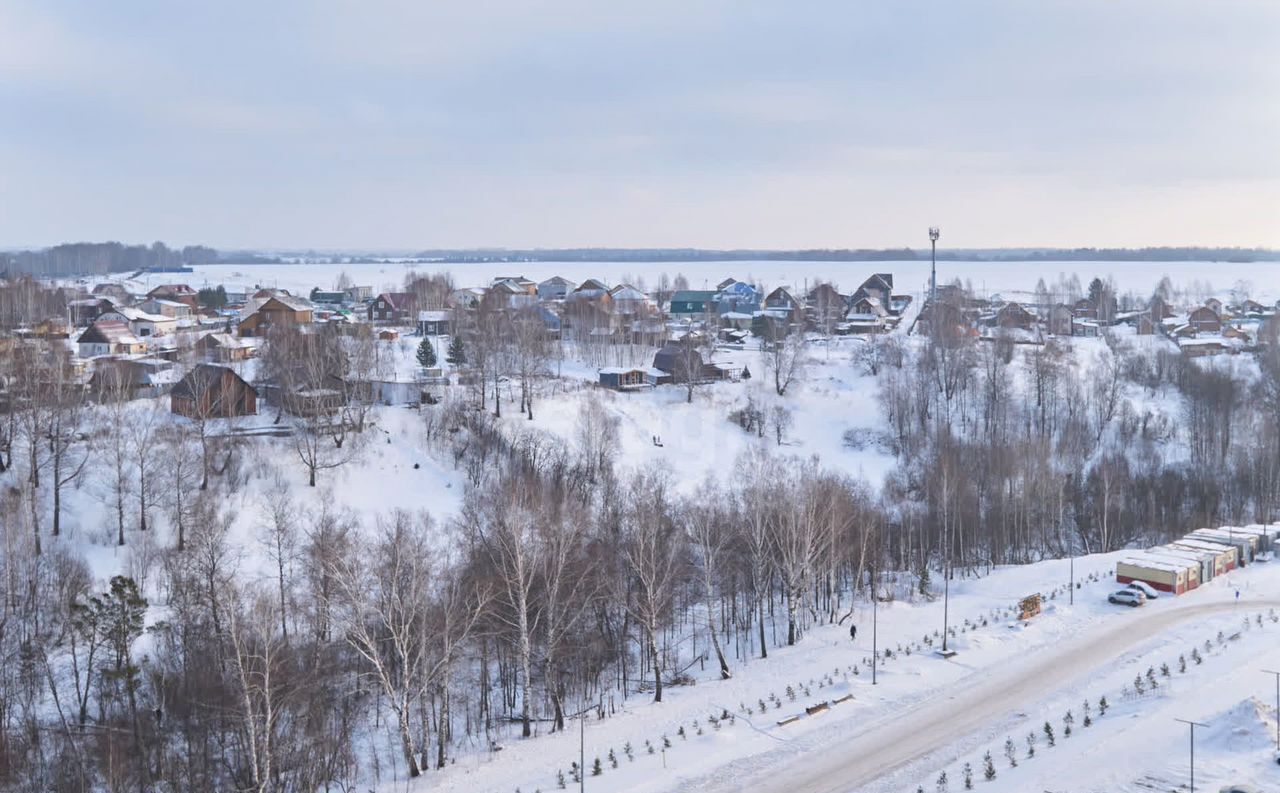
709,598,1280,793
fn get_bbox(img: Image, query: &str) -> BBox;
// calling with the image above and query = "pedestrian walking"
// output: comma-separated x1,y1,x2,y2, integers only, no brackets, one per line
849,623,857,641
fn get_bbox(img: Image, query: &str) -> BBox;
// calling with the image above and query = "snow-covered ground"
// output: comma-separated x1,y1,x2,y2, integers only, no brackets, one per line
406,551,1280,793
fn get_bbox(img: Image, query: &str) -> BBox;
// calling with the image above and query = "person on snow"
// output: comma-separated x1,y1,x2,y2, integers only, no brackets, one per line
849,623,857,641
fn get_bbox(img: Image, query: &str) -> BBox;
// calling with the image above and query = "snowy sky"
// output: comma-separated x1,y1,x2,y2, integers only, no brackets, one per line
2,1,1278,250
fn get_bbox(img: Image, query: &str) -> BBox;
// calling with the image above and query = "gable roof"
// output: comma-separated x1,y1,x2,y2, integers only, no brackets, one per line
196,331,248,349
148,284,197,296
671,290,717,302
78,321,142,346
171,364,254,400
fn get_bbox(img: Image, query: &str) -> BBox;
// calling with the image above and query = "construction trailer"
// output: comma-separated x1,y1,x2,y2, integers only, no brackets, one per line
1150,545,1217,584
1189,529,1257,565
1230,524,1278,553
1141,550,1203,590
1169,539,1237,575
1117,558,1193,595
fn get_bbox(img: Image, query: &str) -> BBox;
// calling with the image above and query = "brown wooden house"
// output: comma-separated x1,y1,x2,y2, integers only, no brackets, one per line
171,364,257,418
1188,306,1222,333
238,294,314,337
147,284,199,310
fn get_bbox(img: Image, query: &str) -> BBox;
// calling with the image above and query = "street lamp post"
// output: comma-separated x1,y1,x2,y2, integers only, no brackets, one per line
929,227,940,305
1265,670,1280,753
873,517,882,684
1175,718,1208,793
941,547,951,653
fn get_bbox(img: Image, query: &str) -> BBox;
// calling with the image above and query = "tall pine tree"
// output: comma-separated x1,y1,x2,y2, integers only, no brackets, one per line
416,337,437,368
446,336,466,365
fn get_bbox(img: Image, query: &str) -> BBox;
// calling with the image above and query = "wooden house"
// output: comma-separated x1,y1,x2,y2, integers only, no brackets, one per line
850,273,893,307
668,290,717,318
996,302,1035,330
170,364,257,418
1046,304,1073,336
368,292,417,323
92,283,134,305
77,321,146,357
147,284,199,310
1188,306,1222,333
417,310,453,336
139,297,193,320
1071,298,1097,320
194,331,253,362
537,276,575,301
238,294,314,337
599,367,654,391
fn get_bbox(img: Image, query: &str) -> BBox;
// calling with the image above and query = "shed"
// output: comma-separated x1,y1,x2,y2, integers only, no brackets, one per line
599,367,652,391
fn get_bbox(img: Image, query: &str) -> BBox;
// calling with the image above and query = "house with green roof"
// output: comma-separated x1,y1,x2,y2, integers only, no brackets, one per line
668,290,718,318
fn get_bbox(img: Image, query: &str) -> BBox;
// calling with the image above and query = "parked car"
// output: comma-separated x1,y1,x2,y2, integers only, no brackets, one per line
1219,785,1260,793
1108,590,1145,607
1126,581,1160,599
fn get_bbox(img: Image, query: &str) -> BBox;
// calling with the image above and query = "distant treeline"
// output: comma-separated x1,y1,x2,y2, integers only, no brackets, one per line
0,241,224,278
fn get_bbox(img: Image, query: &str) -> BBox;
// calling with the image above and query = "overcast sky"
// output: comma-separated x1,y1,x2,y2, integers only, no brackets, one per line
1,1,1277,250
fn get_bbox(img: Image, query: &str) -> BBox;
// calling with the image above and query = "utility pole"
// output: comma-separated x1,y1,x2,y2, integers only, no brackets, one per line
929,227,940,305
580,708,586,793
1174,718,1207,793
872,518,880,685
1265,670,1280,753
941,546,951,653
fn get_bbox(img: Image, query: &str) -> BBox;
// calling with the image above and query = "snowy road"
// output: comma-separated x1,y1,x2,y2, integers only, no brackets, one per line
711,597,1280,793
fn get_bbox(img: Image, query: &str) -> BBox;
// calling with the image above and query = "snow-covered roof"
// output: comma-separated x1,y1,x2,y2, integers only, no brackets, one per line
417,310,452,322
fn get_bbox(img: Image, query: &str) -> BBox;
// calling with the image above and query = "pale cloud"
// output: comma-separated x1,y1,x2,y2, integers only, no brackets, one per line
0,0,1276,249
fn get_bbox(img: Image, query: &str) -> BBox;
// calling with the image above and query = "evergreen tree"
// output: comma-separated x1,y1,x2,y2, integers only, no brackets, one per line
1004,736,1017,767
962,762,973,790
983,751,996,780
416,337,437,368
1043,721,1055,747
592,757,602,776
446,335,466,365
1098,696,1108,716
936,770,948,792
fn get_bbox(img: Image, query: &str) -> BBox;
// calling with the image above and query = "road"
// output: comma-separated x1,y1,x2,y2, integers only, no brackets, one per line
711,598,1280,793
